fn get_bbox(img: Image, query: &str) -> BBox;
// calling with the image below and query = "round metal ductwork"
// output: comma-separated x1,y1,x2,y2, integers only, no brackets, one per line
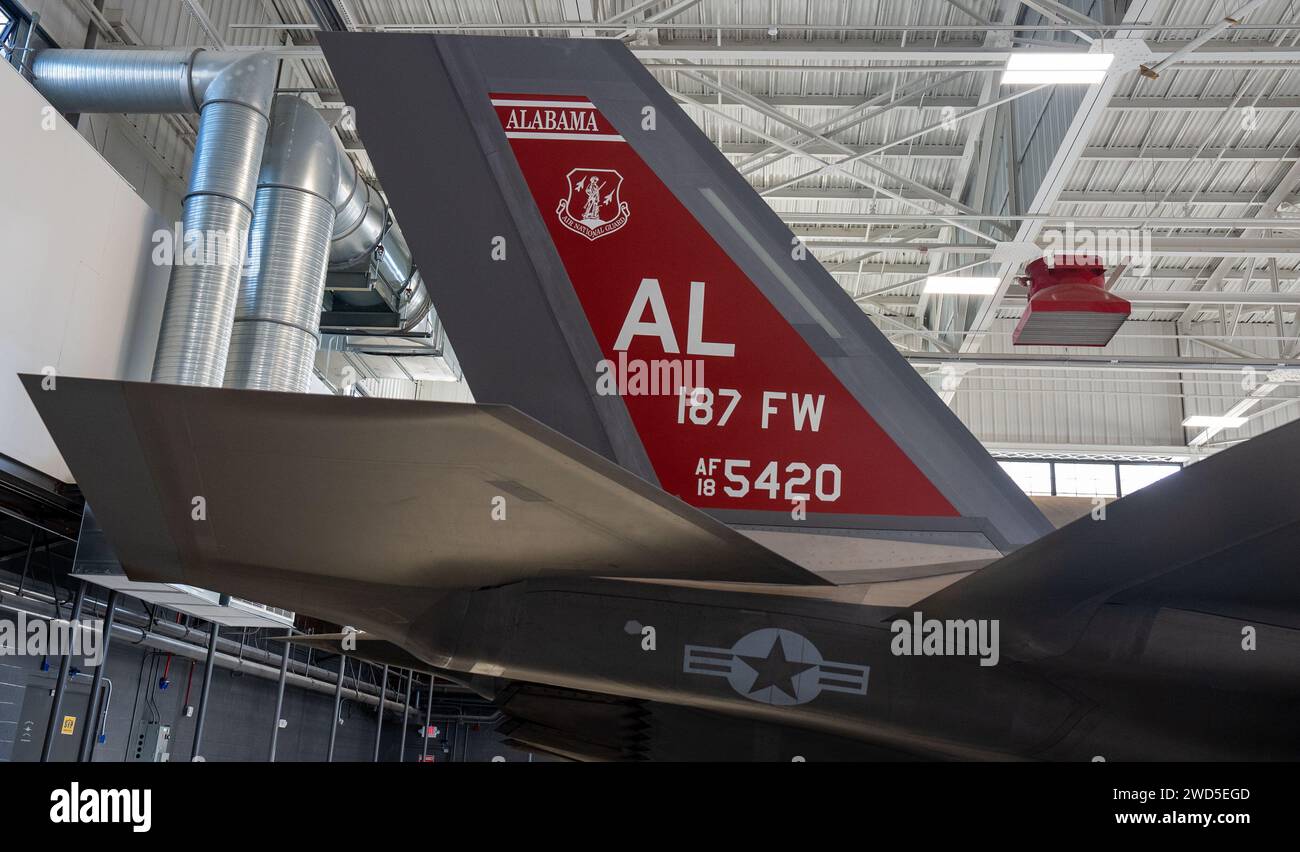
226,97,340,392
32,48,279,388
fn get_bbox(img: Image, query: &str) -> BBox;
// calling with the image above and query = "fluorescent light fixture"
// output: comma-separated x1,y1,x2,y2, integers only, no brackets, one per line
924,276,1001,295
1182,415,1248,429
1002,53,1114,85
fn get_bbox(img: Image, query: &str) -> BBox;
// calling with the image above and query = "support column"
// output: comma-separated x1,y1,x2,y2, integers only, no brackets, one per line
40,581,85,761
372,664,388,762
190,596,226,760
268,640,292,762
77,589,118,762
398,669,412,762
421,676,433,762
327,653,345,762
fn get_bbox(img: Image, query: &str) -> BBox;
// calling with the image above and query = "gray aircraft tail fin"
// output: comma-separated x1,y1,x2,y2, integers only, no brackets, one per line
318,33,1051,553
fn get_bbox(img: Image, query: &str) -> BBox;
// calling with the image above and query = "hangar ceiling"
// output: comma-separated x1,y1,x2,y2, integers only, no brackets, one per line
20,0,1300,456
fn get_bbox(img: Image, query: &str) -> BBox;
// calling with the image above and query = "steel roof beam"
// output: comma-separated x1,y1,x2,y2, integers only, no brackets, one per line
775,212,1300,227
628,41,1300,62
760,188,1300,205
672,93,981,109
667,72,1001,249
824,266,1299,284
1108,96,1300,111
667,85,991,240
936,4,1158,405
904,353,1300,372
732,70,978,174
800,235,1300,258
1079,147,1300,162
722,142,967,159
1055,190,1300,205
757,83,1047,204
762,187,956,201
1177,159,1300,321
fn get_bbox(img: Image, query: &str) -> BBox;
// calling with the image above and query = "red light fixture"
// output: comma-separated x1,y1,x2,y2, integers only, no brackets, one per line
1012,256,1131,346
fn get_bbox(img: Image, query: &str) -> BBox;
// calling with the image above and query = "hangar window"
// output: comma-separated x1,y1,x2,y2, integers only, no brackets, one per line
1,2,53,70
998,459,1182,499
997,461,1053,496
0,9,13,52
1053,462,1118,498
1118,463,1179,496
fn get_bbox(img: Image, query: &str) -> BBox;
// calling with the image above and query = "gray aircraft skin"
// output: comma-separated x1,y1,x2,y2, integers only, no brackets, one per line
22,375,1300,762
407,572,1300,762
19,34,1300,761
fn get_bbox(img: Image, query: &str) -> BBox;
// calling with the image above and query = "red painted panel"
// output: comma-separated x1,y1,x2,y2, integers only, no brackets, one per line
492,94,956,518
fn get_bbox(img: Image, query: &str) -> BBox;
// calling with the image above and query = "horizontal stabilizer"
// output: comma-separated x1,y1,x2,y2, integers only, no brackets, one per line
20,376,826,611
916,419,1300,658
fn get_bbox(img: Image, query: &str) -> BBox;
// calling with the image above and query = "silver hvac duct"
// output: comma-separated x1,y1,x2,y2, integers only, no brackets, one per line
225,98,432,391
32,50,432,392
225,96,339,392
31,49,278,387
328,138,433,329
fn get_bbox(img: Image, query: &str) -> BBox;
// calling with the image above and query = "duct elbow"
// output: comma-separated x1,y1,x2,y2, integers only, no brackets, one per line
259,96,341,200
329,139,387,269
190,51,278,118
399,270,434,330
326,138,431,328
31,48,277,118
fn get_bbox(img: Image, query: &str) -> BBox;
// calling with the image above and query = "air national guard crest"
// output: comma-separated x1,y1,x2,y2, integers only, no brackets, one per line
557,168,630,240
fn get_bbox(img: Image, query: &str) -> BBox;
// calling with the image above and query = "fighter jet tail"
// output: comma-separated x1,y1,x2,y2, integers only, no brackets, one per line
318,33,1052,554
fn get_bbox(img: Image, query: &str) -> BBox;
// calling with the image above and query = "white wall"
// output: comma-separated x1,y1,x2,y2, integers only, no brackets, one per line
950,319,1187,449
0,60,167,481
1181,322,1300,447
948,318,1300,455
